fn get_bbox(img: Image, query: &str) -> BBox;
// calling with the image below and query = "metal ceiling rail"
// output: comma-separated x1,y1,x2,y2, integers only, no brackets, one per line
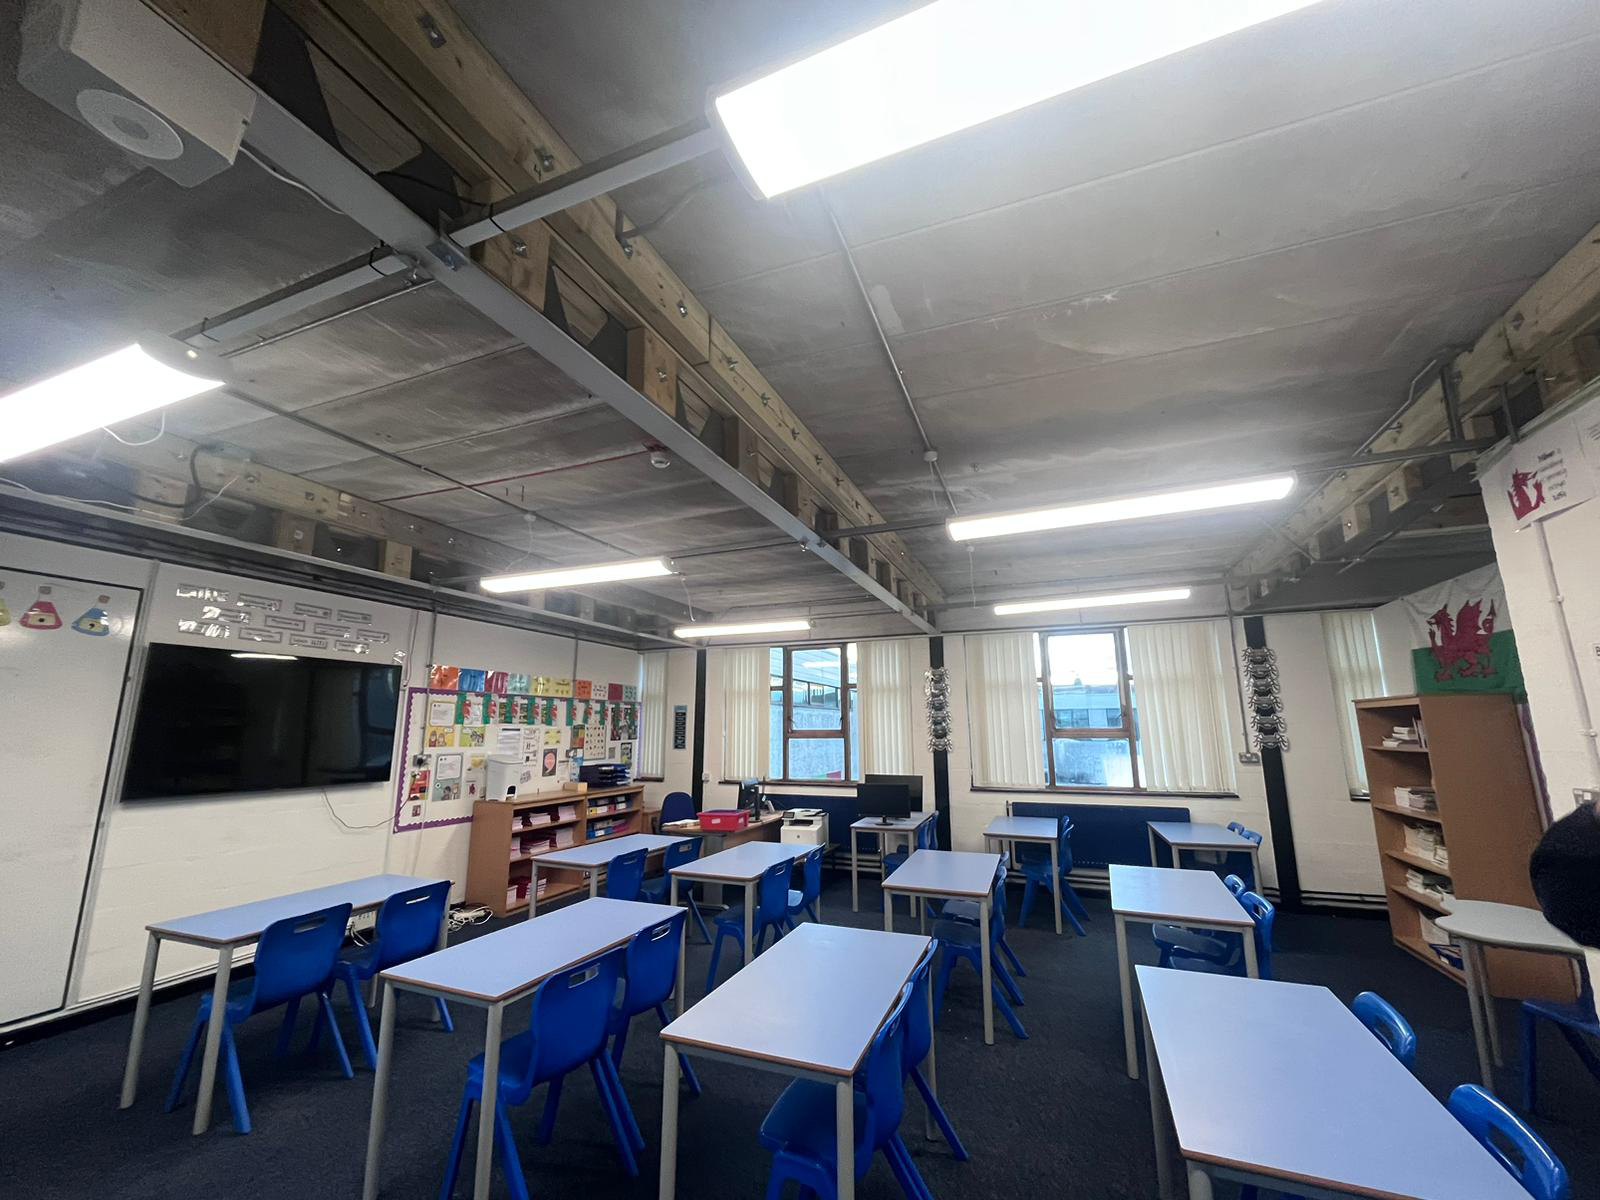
234,92,935,635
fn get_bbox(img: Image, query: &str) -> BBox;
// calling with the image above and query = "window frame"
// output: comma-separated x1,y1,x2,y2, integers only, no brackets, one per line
1038,627,1142,791
765,642,858,784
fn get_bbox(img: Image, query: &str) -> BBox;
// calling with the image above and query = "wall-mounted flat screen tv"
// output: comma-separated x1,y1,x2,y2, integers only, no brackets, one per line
122,643,403,800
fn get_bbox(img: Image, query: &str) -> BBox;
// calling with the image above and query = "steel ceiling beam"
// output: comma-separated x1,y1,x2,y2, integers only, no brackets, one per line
237,93,935,634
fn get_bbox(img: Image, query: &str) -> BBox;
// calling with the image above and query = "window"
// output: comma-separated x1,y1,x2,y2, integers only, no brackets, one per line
1038,630,1139,788
768,643,859,782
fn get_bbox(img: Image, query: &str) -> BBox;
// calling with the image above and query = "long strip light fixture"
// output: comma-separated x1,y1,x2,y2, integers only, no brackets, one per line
711,0,1323,198
994,587,1192,616
479,557,675,594
0,339,226,463
948,474,1296,542
674,618,813,639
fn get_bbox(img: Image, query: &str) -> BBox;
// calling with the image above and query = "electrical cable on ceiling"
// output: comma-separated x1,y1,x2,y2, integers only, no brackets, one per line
100,408,167,448
679,574,697,622
241,145,345,215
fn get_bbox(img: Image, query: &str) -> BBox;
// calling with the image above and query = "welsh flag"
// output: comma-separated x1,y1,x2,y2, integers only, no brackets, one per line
1396,564,1524,699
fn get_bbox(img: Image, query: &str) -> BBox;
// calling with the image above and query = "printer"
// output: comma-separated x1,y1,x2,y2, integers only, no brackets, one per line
781,808,829,847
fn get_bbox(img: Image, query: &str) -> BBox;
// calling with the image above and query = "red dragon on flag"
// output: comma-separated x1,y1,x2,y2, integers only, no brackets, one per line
1427,599,1497,682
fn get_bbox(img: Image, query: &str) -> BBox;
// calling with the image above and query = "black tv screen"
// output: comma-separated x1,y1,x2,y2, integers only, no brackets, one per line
123,643,403,800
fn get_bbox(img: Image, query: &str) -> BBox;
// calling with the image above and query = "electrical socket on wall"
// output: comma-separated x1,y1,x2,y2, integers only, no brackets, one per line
1238,751,1262,765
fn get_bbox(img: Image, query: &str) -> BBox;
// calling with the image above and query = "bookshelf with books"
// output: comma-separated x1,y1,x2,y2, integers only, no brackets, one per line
1354,693,1576,1002
464,784,646,917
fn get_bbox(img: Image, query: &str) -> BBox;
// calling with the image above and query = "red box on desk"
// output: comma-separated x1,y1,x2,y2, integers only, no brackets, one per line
700,809,749,832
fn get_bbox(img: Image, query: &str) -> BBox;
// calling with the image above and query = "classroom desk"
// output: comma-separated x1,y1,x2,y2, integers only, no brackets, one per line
660,811,784,848
658,923,932,1200
119,873,444,1136
882,849,1002,1045
528,832,691,916
983,815,1064,934
1436,899,1586,1088
1146,821,1262,888
1137,966,1531,1200
667,840,803,997
1111,865,1257,1079
849,814,930,912
363,897,670,1200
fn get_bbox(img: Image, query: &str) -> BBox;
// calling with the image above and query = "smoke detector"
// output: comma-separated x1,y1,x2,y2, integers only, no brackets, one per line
649,450,672,470
19,0,256,187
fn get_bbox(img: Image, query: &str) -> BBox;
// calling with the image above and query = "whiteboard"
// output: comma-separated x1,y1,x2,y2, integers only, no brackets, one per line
0,567,140,1023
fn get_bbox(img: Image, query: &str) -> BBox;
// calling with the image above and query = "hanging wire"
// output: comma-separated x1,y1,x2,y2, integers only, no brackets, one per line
240,145,345,215
100,409,167,447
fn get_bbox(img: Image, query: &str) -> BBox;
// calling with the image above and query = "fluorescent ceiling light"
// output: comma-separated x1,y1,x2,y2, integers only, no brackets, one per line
712,0,1322,197
948,474,1296,542
480,557,675,594
674,619,813,639
230,652,298,661
994,587,1192,616
0,339,225,463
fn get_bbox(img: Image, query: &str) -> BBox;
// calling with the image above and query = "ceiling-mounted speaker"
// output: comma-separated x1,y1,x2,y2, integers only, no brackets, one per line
17,0,256,187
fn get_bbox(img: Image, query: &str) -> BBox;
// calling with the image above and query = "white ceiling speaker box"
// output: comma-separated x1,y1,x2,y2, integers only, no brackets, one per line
17,0,255,187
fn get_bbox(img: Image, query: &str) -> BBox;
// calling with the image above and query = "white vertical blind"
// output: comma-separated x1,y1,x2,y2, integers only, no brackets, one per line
721,645,771,780
637,652,667,778
858,638,915,775
1126,620,1238,793
965,632,1046,788
1322,609,1388,795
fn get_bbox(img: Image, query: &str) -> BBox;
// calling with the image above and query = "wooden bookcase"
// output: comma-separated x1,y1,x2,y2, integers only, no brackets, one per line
464,784,646,917
1355,693,1575,1002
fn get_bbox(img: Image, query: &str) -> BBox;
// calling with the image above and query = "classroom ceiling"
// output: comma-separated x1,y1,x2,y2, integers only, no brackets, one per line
5,0,1599,627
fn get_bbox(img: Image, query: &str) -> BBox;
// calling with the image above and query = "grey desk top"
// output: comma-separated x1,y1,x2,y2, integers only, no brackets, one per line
147,875,446,947
669,839,803,883
1138,967,1530,1199
1147,821,1256,851
661,923,930,1075
984,815,1059,841
1110,865,1252,926
536,833,690,871
382,897,669,1003
1436,900,1584,955
882,849,1000,899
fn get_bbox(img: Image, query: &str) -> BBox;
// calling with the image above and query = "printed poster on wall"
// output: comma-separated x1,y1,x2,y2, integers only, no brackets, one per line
1478,411,1598,529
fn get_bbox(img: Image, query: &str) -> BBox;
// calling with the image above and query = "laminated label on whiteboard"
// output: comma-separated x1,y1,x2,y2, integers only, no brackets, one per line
236,593,282,612
293,602,333,619
334,639,371,654
337,609,373,625
289,634,329,649
354,628,389,643
263,614,306,631
237,626,284,643
314,623,351,638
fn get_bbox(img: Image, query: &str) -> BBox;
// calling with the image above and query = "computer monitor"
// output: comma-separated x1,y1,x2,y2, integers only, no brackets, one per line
865,773,922,808
737,779,763,812
856,782,911,824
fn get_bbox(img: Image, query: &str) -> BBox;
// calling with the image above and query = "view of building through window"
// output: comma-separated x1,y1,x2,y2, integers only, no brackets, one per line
1037,630,1139,788
769,644,859,781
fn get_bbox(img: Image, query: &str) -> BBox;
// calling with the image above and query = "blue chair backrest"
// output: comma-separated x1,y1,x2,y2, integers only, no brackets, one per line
989,863,1010,944
250,903,352,1010
1237,828,1263,847
756,860,791,924
1237,890,1275,978
1351,991,1417,1070
1447,1085,1570,1200
371,880,450,971
662,837,702,873
902,950,936,1070
800,846,823,902
525,948,625,1085
1227,821,1246,835
660,792,695,825
606,849,648,901
862,983,914,1152
918,816,937,850
1223,874,1246,897
1059,817,1076,873
618,909,686,1016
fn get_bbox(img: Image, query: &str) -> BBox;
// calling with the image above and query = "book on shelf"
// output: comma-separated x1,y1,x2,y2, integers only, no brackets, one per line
555,827,576,848
1392,786,1438,812
558,804,578,821
1404,866,1454,903
1382,724,1423,748
1401,821,1449,868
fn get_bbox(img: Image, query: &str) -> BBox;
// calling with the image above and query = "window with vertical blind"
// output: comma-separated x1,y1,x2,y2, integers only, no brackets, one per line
636,652,667,778
1321,610,1388,796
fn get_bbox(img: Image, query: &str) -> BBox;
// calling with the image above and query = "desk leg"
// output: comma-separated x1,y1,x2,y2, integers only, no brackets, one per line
742,882,755,967
191,947,234,1135
671,877,686,1017
1241,928,1260,980
473,1003,503,1200
362,982,397,1200
1185,1164,1214,1200
1147,826,1159,868
1478,943,1504,1066
529,862,539,918
923,973,938,1142
659,1045,680,1200
918,898,925,936
1116,914,1138,1079
883,889,893,933
851,829,860,913
980,898,995,1047
1050,837,1062,935
1144,1005,1178,1200
1461,938,1495,1087
120,932,160,1108
433,914,449,1023
836,1078,855,1200
1250,846,1261,894
590,870,600,899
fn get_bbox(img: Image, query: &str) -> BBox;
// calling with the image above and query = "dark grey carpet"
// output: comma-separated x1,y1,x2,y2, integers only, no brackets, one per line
3,874,1595,1199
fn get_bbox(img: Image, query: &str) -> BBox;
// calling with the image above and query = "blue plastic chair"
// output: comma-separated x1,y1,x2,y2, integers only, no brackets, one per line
757,982,932,1200
165,903,354,1134
658,791,695,828
1017,816,1089,936
1166,890,1275,981
942,851,1029,981
1352,991,1418,1070
1447,1085,1569,1200
438,948,638,1200
640,837,713,943
1153,874,1246,966
904,945,968,1162
1520,966,1600,1114
933,863,1028,1039
883,814,934,876
784,845,824,930
706,859,792,990
331,881,454,1070
604,848,648,901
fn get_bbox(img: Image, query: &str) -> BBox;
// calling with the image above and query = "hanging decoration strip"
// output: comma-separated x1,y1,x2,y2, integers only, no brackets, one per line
924,667,953,753
1241,647,1288,751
